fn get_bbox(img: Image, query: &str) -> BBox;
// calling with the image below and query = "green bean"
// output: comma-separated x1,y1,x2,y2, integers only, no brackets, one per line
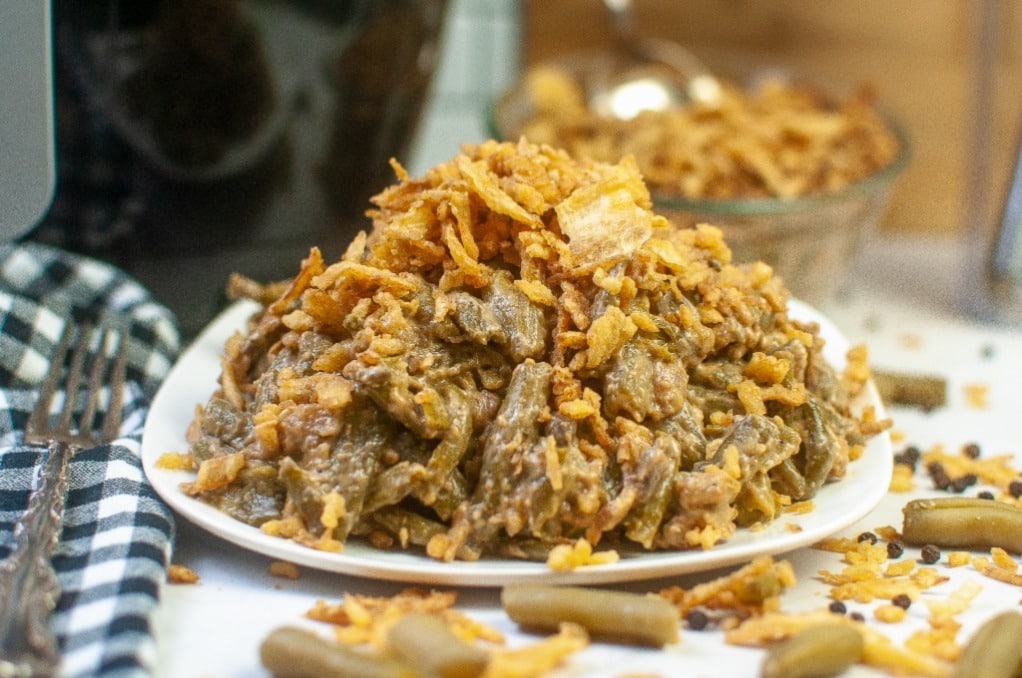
711,414,800,480
197,397,248,454
768,458,809,502
654,400,706,470
260,626,420,678
387,612,489,678
460,360,552,556
735,472,781,526
954,611,1022,678
326,398,393,539
496,435,564,538
871,369,947,411
501,583,679,647
623,431,681,548
363,461,429,513
686,383,741,421
760,623,863,678
692,359,743,391
278,458,327,533
901,497,1022,553
604,340,656,422
370,506,448,546
424,386,472,486
483,270,546,361
206,464,284,526
425,467,468,522
441,290,507,345
795,398,839,497
345,360,450,439
652,291,713,368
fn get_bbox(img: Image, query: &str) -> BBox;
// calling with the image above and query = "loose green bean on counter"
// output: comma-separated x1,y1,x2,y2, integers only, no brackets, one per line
759,624,863,678
954,611,1022,678
501,583,680,647
901,497,1022,553
260,626,419,678
387,613,489,678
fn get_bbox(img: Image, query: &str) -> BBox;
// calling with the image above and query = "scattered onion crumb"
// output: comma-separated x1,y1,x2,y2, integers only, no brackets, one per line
783,500,815,515
963,382,989,409
546,538,620,571
874,604,907,623
973,556,1022,586
167,563,200,584
946,552,971,568
268,561,301,580
889,464,915,492
155,451,193,471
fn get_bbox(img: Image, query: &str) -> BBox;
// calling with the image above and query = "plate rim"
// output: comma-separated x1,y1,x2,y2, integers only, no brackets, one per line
141,298,893,586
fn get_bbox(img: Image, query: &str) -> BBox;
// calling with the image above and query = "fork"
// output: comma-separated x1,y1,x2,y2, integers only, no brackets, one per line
0,323,128,678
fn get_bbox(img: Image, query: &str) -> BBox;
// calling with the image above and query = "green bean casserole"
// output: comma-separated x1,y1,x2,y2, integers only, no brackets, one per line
178,139,889,561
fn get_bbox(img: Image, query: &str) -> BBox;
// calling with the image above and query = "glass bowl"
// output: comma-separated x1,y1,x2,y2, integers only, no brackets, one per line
489,53,909,304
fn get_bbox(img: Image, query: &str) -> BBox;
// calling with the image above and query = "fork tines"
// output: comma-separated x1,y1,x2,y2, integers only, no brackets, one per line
24,322,129,448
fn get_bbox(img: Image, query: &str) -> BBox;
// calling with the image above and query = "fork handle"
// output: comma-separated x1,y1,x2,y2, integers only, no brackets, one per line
0,441,72,677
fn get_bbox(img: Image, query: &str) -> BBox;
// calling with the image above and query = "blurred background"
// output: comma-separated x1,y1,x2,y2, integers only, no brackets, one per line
14,0,1022,333
518,0,1022,241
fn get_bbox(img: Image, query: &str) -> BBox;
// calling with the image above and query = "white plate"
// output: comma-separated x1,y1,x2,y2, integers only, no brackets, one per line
142,298,893,586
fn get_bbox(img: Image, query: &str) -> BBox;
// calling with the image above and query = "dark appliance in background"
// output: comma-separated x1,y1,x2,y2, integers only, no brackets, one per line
33,0,449,336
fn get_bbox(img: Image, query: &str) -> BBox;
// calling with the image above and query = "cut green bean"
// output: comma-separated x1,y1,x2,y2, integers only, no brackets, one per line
901,497,1022,553
327,398,393,539
259,626,420,678
483,269,546,361
387,612,489,678
604,340,655,421
623,431,681,548
760,623,863,678
370,506,447,546
954,611,1022,678
459,360,552,557
797,398,839,496
501,583,679,647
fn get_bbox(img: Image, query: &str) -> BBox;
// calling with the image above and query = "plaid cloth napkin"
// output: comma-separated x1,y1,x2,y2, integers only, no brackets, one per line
0,242,180,677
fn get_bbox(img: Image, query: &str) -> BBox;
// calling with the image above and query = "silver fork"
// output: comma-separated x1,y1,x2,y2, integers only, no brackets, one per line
0,323,128,678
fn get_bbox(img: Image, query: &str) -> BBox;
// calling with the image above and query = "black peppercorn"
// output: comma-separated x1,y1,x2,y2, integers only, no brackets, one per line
685,610,709,631
892,594,912,610
894,445,921,470
857,531,878,544
886,541,904,559
920,544,940,564
828,600,847,615
962,442,981,459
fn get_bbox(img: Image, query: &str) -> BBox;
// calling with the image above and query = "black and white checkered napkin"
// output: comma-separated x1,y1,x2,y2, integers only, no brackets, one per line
0,242,180,677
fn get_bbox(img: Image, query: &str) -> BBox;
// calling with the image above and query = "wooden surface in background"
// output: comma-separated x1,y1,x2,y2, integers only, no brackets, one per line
522,0,1022,236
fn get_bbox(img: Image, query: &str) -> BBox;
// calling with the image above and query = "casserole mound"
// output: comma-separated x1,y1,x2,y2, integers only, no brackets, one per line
180,139,887,561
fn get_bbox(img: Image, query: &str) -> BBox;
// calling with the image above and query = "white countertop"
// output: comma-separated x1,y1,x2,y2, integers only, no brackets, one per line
152,234,1022,677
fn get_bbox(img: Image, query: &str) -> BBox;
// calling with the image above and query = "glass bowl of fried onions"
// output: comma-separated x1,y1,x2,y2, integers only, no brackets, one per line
490,52,908,304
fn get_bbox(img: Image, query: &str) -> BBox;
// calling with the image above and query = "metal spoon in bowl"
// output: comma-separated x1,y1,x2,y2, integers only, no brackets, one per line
591,0,721,120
